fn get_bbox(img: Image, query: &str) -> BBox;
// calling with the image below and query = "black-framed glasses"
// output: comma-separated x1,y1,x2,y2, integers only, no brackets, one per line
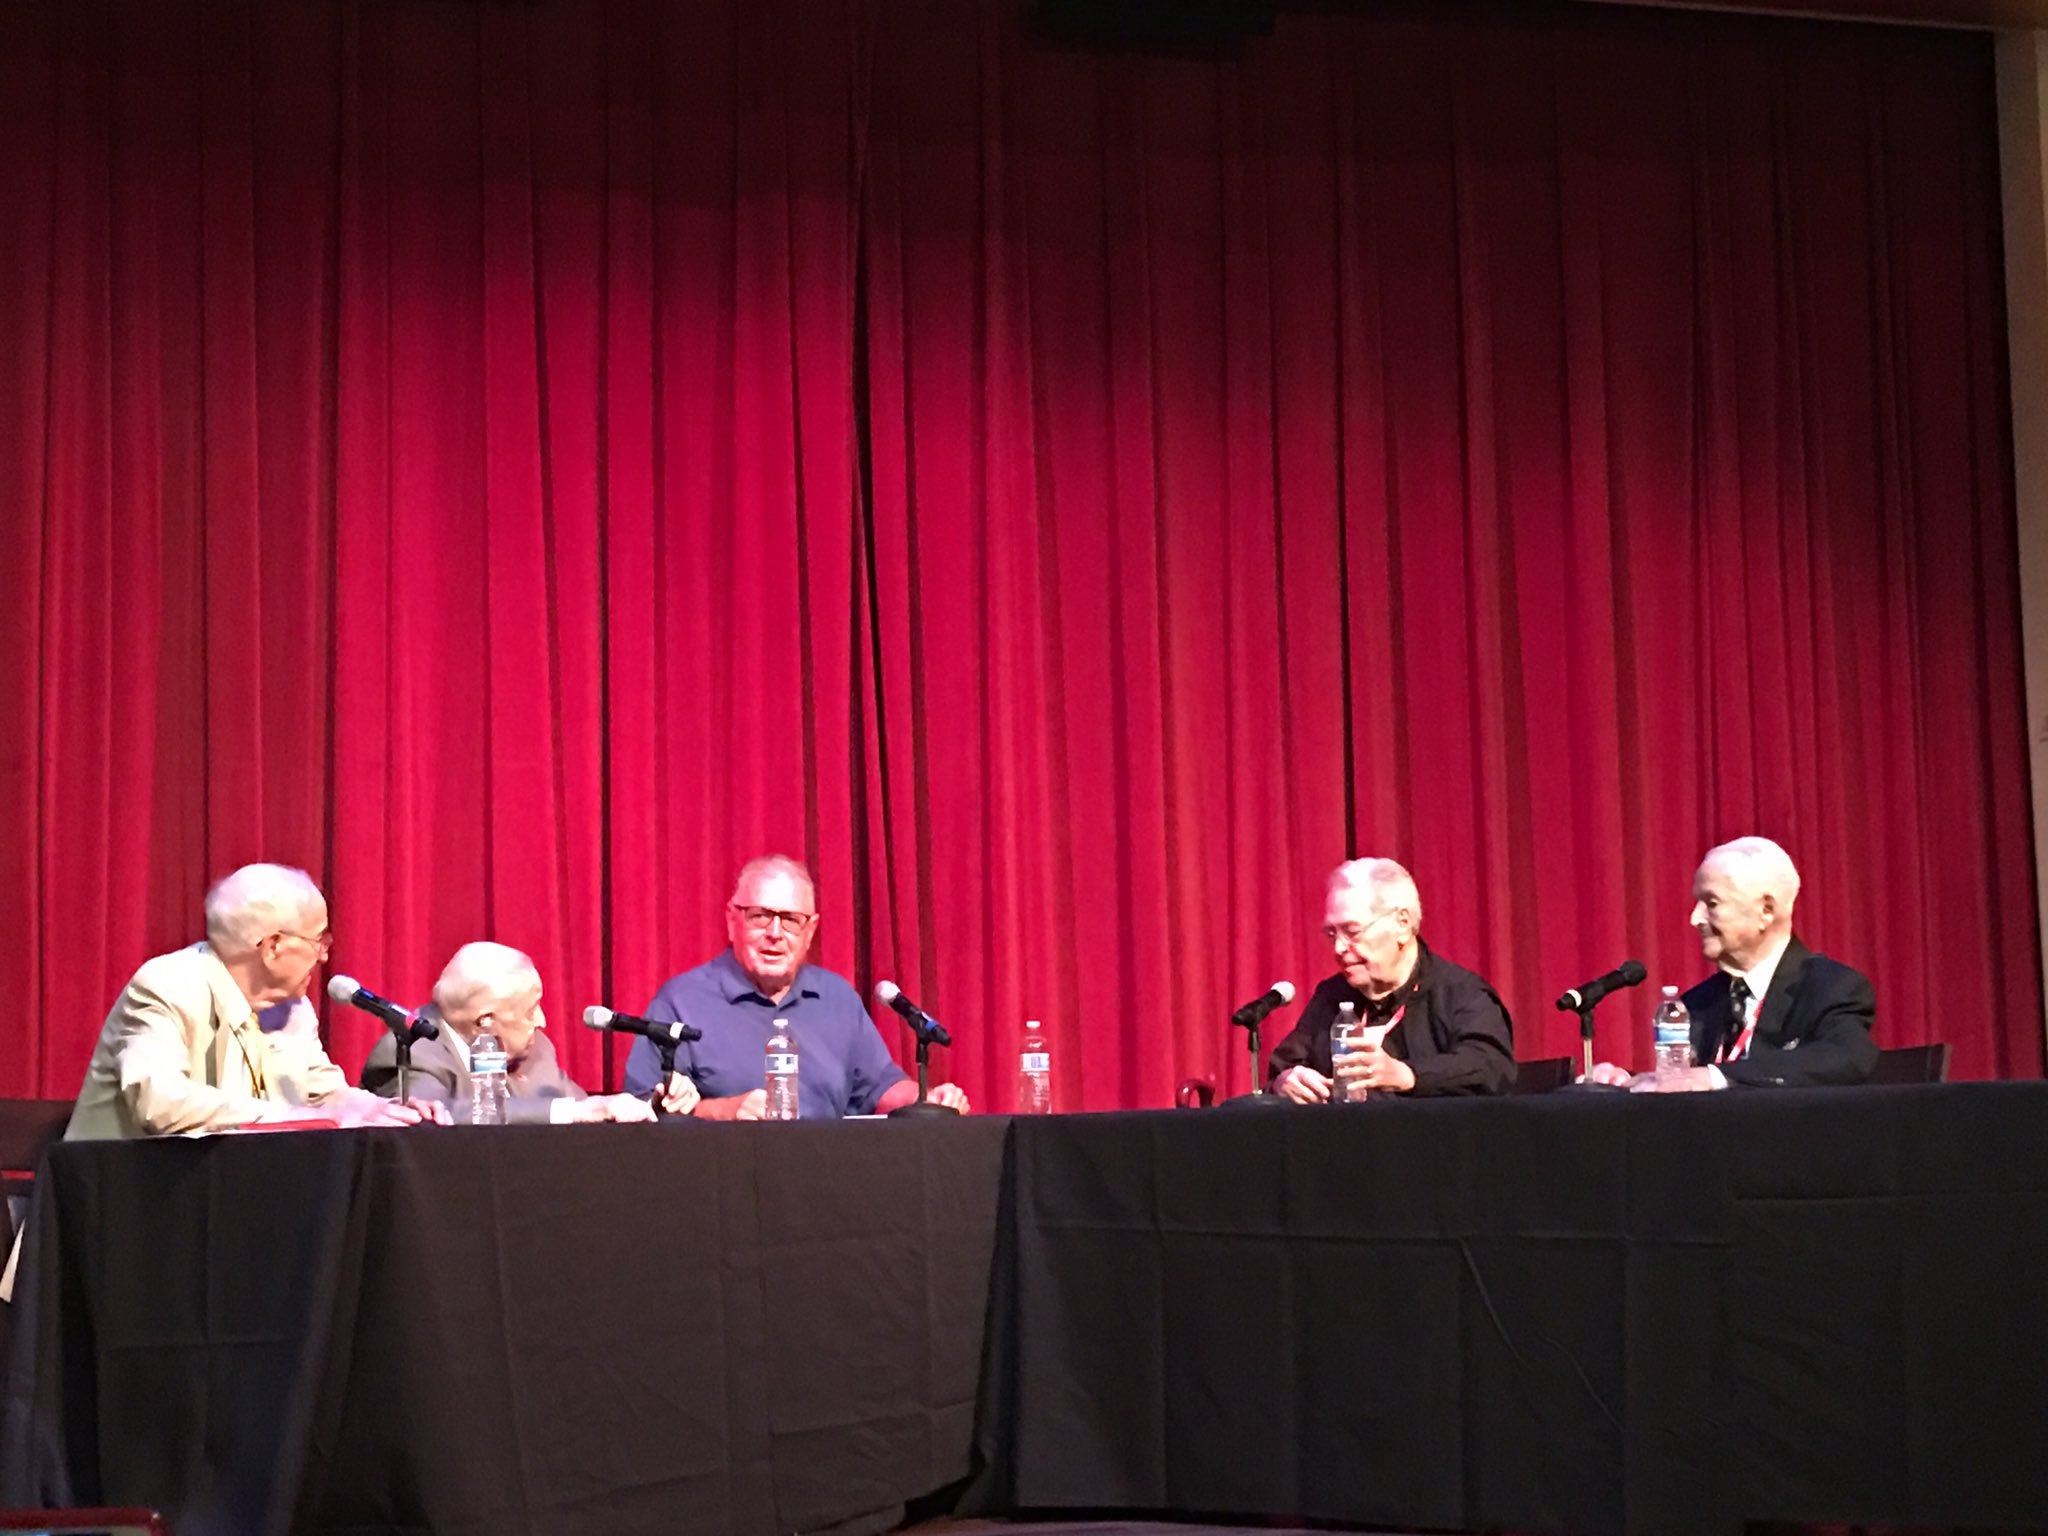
730,904,815,934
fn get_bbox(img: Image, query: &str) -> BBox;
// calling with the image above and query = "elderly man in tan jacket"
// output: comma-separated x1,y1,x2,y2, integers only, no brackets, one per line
0,865,435,1302
64,863,437,1139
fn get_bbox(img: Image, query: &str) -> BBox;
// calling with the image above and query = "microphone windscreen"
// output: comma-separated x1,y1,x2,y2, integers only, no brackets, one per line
873,979,902,1006
1272,980,1296,1004
582,1005,615,1029
1619,959,1648,986
326,974,362,1005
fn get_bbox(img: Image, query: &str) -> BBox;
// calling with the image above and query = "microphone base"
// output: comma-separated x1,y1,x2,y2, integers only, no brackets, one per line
1221,1089,1291,1108
887,1098,962,1119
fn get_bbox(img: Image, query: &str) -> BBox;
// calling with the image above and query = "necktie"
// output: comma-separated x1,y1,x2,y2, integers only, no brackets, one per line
1722,978,1753,1063
231,1018,270,1099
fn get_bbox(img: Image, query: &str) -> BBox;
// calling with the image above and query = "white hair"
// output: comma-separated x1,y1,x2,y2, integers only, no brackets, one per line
1329,857,1423,931
204,864,324,953
432,941,543,1025
731,853,816,908
1702,836,1802,913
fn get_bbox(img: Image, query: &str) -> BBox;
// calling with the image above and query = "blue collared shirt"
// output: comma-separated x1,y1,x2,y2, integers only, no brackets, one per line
621,948,908,1118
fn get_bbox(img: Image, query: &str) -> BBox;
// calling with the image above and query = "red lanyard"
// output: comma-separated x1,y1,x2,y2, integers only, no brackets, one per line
1717,1006,1757,1064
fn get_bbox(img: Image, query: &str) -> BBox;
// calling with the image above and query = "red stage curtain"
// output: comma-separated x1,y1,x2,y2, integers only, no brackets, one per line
0,0,2036,1111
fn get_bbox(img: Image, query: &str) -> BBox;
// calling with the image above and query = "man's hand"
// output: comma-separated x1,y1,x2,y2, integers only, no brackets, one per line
1629,1066,1718,1093
694,1088,768,1121
1334,1033,1415,1094
331,1091,443,1128
1273,1065,1332,1103
1579,1062,1635,1087
654,1073,702,1117
876,1078,972,1114
564,1093,659,1123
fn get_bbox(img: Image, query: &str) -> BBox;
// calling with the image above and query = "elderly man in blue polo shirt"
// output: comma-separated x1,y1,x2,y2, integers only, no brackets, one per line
623,854,971,1119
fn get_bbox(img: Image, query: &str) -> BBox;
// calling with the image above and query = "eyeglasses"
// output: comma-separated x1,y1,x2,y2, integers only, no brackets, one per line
1323,910,1399,947
277,929,335,955
730,904,815,934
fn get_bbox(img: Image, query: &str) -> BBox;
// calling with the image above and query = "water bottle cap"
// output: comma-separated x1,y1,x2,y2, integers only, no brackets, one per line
1660,985,1678,998
1026,1019,1040,1029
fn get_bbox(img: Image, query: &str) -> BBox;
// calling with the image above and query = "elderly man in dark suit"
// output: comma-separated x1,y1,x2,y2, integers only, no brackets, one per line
1587,836,1878,1091
363,942,668,1122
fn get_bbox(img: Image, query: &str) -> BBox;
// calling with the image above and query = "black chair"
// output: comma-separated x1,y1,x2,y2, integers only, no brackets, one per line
1512,1056,1575,1094
0,1098,75,1406
0,1098,74,1240
1869,1042,1951,1084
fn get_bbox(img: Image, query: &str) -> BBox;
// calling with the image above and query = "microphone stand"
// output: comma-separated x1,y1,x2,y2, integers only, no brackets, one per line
1576,1005,1596,1080
388,1015,435,1104
646,1022,703,1119
1225,1013,1288,1107
888,1019,960,1119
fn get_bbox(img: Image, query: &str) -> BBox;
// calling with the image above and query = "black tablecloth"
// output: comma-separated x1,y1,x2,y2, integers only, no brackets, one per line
968,1085,2048,1535
2,1117,1009,1536
6,1088,2048,1536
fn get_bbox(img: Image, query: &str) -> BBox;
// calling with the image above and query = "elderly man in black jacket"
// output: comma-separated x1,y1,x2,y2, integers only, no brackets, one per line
1269,858,1516,1101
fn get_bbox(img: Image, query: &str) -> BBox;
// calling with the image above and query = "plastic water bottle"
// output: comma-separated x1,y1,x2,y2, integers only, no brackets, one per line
1331,1000,1364,1103
469,1026,509,1125
1652,986,1694,1084
1018,1020,1052,1114
764,1018,800,1120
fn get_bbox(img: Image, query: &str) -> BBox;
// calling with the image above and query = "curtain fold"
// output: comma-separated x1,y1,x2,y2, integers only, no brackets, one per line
0,0,2036,1109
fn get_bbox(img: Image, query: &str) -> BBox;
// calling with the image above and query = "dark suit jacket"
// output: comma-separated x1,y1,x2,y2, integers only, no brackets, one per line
1683,937,1877,1087
360,1012,587,1123
1267,942,1516,1096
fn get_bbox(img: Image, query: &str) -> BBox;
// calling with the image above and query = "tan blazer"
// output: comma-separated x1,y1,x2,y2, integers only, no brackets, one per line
359,1009,587,1124
64,942,351,1140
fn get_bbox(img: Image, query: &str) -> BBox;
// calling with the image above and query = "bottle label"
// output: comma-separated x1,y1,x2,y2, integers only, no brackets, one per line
1020,1052,1051,1073
765,1053,798,1076
1653,1021,1689,1048
471,1049,507,1075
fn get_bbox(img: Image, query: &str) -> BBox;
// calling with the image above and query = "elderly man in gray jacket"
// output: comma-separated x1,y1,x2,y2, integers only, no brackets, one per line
362,941,671,1122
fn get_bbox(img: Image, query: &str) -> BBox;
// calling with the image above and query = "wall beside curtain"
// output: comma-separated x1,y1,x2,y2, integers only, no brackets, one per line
0,0,2036,1110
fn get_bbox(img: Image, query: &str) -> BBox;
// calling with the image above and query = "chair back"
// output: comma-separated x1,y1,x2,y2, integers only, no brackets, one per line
1869,1043,1950,1084
1513,1056,1575,1094
0,1098,73,1179
1175,1077,1216,1109
1,1097,75,1242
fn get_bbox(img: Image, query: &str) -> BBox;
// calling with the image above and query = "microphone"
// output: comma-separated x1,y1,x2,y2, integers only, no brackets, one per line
327,974,434,1036
1230,980,1296,1029
873,981,951,1047
582,1006,701,1044
1554,959,1649,1013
